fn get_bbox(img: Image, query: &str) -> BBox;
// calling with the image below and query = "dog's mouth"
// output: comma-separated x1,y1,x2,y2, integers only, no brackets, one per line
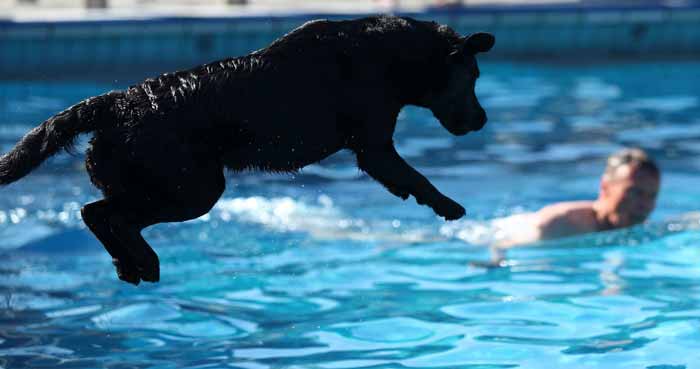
445,125,471,136
444,115,487,136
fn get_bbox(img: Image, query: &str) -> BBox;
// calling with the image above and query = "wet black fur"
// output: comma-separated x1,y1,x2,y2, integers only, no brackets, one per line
0,16,492,284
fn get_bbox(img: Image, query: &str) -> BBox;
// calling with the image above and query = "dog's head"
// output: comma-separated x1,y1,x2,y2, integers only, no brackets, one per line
424,32,494,136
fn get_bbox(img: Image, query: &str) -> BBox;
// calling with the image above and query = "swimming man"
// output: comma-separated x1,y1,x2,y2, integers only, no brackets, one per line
494,147,660,249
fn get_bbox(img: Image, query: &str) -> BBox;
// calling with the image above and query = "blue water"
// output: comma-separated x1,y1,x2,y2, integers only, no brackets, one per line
2,61,700,369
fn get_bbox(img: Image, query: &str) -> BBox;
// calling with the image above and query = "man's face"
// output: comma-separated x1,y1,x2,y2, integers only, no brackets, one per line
601,165,660,228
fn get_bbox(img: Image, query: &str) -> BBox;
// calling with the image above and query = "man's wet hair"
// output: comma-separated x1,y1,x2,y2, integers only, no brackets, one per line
604,148,660,180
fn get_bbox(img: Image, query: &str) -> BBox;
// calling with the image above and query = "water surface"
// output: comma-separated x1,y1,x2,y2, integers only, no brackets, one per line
1,61,700,368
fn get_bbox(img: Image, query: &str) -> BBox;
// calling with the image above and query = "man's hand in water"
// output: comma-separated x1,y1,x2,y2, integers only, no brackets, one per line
468,247,514,269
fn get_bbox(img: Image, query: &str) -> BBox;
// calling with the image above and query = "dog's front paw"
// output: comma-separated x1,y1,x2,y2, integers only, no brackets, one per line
432,197,465,220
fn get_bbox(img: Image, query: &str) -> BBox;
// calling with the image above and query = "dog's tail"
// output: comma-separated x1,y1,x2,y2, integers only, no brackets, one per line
0,91,119,185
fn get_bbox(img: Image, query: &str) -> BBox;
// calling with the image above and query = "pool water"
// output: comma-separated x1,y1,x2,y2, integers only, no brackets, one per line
1,61,700,369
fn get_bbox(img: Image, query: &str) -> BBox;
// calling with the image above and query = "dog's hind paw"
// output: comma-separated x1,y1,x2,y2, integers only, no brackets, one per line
111,256,159,285
113,258,141,285
130,247,160,283
138,260,160,283
112,257,160,285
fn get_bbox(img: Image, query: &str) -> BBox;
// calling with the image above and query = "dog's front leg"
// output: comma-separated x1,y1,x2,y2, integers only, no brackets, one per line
357,145,465,220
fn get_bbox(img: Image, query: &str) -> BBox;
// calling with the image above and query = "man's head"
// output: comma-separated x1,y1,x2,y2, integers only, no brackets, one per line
597,148,660,229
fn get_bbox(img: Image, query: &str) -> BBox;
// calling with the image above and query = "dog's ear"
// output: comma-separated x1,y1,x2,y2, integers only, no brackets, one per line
463,32,495,54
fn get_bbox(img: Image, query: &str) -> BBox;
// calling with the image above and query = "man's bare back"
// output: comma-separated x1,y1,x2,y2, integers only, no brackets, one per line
496,201,600,248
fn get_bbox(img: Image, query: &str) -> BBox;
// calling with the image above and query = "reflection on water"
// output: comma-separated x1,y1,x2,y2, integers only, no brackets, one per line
1,61,700,368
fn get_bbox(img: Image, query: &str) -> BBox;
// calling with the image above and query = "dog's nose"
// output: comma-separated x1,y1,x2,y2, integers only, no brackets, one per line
473,111,487,131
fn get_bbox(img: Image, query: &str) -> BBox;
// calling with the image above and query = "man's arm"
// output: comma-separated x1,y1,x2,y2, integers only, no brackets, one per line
483,205,580,266
491,212,542,249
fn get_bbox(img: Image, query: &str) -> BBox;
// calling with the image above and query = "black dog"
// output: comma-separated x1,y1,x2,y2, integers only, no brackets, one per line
0,16,494,285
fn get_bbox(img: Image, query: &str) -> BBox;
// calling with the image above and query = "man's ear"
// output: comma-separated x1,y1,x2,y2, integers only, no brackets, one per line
464,32,495,54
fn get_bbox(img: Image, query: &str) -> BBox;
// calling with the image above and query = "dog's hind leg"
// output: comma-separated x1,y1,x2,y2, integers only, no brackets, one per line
82,164,226,285
81,199,160,285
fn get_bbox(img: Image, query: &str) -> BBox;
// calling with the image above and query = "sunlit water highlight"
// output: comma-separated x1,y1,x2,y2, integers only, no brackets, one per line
1,61,700,368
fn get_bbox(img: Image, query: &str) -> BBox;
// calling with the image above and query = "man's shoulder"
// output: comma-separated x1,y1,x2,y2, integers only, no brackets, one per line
536,201,598,238
539,201,595,217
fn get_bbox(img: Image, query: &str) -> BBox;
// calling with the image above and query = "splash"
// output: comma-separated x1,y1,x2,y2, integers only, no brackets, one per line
211,195,436,243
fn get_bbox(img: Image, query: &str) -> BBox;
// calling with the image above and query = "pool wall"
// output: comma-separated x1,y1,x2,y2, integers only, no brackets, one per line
1,3,700,79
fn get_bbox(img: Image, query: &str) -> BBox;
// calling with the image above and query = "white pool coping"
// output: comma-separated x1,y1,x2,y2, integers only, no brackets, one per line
1,0,583,23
